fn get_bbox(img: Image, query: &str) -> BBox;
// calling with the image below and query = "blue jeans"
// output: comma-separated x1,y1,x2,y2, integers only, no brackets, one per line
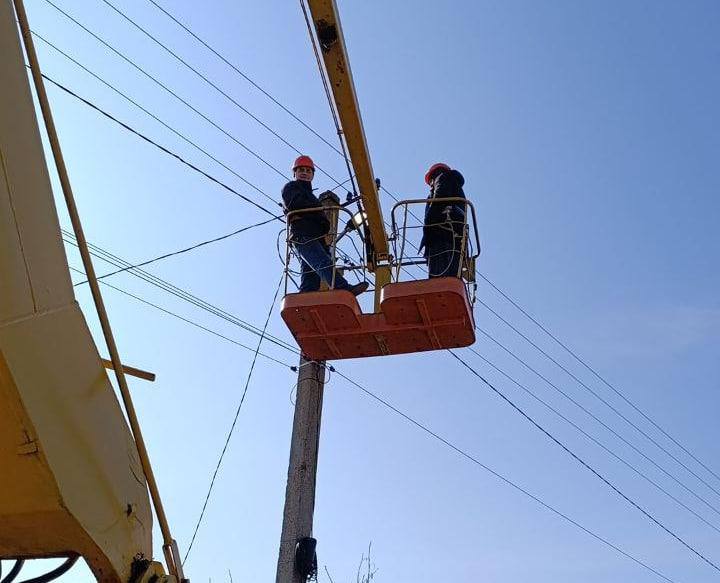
293,235,350,292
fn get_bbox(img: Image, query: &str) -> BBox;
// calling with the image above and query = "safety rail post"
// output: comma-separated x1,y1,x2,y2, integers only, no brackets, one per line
319,190,341,290
12,1,186,580
390,198,481,286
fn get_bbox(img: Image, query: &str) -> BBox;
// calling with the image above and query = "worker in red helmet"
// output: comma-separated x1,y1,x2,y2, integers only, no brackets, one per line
419,162,468,278
282,156,369,295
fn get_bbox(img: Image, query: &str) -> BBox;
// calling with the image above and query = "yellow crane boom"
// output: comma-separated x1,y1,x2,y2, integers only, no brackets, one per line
0,1,173,581
305,0,392,307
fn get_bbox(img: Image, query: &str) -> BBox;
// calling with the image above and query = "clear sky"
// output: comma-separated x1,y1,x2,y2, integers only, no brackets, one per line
12,0,720,582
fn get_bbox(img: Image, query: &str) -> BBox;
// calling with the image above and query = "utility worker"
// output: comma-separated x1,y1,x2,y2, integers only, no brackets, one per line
419,162,467,278
282,155,369,295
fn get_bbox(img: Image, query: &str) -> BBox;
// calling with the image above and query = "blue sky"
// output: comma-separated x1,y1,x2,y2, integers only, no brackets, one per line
12,0,720,581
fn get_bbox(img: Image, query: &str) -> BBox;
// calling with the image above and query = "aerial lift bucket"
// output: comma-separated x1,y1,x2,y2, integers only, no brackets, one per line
281,277,475,360
281,196,480,360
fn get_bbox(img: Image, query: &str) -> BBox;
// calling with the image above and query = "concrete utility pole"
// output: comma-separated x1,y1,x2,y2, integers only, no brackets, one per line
275,357,326,583
275,191,340,583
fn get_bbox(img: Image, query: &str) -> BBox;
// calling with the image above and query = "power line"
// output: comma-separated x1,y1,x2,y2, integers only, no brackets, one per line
42,72,280,219
69,266,296,371
66,226,720,556
40,3,715,570
62,232,299,355
466,345,720,536
135,0,422,237
99,0,348,191
477,271,720,488
382,267,720,521
475,298,720,501
43,0,289,188
450,350,720,575
299,0,359,197
70,266,680,583
32,31,279,205
144,0,345,157
473,325,720,519
74,216,277,286
34,35,356,221
331,368,679,583
183,275,284,565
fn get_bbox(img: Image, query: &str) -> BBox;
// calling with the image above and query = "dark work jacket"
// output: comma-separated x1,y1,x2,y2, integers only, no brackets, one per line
281,179,330,240
420,169,467,256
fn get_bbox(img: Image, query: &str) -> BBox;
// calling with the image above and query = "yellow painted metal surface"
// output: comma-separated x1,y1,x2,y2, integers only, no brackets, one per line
306,0,392,309
0,0,154,580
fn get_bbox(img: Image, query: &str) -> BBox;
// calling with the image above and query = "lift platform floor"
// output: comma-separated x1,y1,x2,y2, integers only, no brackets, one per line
281,277,475,360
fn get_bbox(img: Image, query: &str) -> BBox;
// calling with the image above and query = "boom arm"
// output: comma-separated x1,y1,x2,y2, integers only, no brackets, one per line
305,0,392,307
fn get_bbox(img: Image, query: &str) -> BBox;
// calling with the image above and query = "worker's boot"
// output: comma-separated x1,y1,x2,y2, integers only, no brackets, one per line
348,281,369,296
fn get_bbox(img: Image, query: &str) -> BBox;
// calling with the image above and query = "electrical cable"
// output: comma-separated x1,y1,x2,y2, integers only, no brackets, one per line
144,0,344,157
449,351,720,575
63,233,299,355
1,560,24,583
330,368,678,583
465,345,720,535
473,325,720,518
182,275,284,564
69,267,297,371
74,216,277,286
36,6,709,576
67,253,692,581
42,0,289,187
477,271,720,488
41,73,279,218
298,0,358,198
384,194,720,523
475,298,720,501
31,31,277,205
66,269,681,583
144,0,405,216
98,0,348,190
16,556,79,583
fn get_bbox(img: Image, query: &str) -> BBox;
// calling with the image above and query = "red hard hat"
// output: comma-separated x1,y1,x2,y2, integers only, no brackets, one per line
292,155,315,172
425,162,451,185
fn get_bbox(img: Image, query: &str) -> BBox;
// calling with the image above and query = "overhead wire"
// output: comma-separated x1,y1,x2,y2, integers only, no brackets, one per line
381,262,720,532
477,272,720,487
376,177,718,509
69,267,296,371
465,344,720,535
41,72,279,218
144,0,344,157
183,275,284,565
74,216,278,286
148,0,426,228
66,268,680,583
298,0,358,198
56,166,706,578
31,31,279,206
363,254,720,528
449,350,720,575
98,0,348,191
473,324,720,518
475,298,720,501
38,3,717,575
331,368,679,583
40,69,362,308
63,232,299,355
43,0,289,188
